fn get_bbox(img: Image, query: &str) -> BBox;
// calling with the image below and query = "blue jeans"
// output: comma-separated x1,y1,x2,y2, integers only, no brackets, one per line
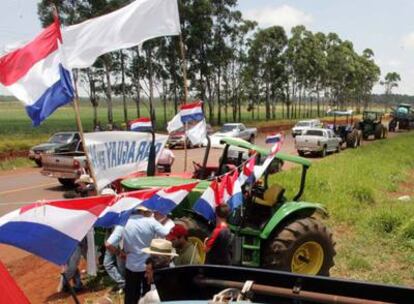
104,250,126,288
60,245,83,290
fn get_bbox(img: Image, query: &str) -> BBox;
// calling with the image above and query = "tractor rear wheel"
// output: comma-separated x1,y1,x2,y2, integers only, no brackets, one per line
374,124,382,139
346,129,358,148
262,217,335,276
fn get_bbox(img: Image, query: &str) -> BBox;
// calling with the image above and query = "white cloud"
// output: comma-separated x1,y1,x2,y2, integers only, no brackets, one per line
387,59,402,68
243,5,313,31
402,32,414,50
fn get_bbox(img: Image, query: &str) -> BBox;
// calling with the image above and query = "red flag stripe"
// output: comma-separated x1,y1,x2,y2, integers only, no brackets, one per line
0,19,61,86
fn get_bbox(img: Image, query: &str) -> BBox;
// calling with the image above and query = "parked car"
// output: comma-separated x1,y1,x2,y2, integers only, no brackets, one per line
40,140,87,187
28,132,80,166
291,119,322,137
295,128,341,157
167,123,213,149
210,123,257,148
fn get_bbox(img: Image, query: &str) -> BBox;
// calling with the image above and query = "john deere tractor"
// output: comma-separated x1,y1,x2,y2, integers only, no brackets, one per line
121,138,336,276
389,103,414,132
357,111,387,140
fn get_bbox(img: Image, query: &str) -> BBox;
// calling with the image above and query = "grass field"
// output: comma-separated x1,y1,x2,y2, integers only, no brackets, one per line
0,100,323,153
272,132,414,285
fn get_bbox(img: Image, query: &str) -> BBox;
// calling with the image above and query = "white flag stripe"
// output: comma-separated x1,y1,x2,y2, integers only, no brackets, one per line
62,0,181,68
7,205,97,241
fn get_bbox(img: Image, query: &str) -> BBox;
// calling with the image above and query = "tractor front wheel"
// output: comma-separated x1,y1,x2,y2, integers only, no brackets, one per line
346,129,358,148
262,217,335,276
374,124,382,139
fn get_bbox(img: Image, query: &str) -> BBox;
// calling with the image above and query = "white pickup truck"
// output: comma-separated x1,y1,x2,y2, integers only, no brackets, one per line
295,128,341,157
210,123,257,148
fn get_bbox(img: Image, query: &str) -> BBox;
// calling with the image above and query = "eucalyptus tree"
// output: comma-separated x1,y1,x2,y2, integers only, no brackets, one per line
381,72,401,95
248,26,287,120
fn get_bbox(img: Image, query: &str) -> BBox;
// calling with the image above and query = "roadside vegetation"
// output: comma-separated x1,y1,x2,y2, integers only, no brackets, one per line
0,158,34,171
272,132,414,285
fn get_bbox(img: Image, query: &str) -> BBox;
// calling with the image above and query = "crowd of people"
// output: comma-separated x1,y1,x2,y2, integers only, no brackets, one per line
60,178,232,304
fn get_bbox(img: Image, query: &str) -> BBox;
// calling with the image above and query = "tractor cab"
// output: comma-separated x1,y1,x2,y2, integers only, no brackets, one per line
230,153,311,230
389,103,414,131
362,110,383,123
192,137,281,180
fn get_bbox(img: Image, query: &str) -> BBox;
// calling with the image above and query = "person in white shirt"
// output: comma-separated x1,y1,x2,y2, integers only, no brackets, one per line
157,148,175,173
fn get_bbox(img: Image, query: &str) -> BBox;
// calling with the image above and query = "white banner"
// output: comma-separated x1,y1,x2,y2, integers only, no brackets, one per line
84,131,168,191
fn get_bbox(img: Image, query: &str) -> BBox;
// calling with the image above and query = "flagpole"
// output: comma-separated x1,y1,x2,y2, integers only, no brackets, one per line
179,34,189,171
72,70,99,190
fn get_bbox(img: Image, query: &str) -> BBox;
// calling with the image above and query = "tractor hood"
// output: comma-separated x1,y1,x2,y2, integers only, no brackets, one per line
121,176,211,192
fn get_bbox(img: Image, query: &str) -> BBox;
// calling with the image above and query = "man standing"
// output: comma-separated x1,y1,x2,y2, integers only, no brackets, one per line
167,224,202,266
122,206,171,304
104,225,125,292
157,148,175,173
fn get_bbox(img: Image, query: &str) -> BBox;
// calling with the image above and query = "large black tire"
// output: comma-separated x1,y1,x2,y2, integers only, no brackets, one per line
374,124,382,139
319,146,327,158
297,150,305,157
58,178,76,188
388,119,397,132
34,159,42,167
346,129,358,148
262,217,336,276
249,135,255,144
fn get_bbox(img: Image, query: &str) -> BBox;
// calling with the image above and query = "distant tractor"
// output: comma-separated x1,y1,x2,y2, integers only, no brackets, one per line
357,111,387,140
389,103,414,132
328,110,361,148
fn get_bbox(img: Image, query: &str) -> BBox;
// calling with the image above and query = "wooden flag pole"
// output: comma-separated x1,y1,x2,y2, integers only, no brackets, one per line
179,34,189,172
72,70,99,191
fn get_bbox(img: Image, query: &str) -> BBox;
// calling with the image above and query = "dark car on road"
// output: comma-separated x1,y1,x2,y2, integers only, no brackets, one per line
28,132,81,166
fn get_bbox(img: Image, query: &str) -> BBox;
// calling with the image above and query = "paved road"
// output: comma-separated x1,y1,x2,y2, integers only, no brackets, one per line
0,130,400,217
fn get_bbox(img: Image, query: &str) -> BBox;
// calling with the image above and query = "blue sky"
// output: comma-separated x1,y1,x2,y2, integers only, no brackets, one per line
1,0,414,95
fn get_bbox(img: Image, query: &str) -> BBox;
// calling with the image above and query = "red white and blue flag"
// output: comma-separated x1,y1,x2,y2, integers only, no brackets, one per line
265,133,283,144
129,117,153,132
0,196,112,265
180,101,204,123
239,156,257,186
141,182,199,215
223,170,243,210
253,134,285,180
193,180,223,221
0,18,74,126
95,188,159,228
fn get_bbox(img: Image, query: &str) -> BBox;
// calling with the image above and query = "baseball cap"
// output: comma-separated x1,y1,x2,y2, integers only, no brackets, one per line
166,224,188,240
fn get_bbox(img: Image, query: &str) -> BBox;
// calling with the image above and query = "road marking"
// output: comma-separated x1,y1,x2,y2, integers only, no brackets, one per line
0,182,59,196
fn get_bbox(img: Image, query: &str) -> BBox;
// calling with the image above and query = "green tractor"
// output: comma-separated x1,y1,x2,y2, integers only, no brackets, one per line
121,138,336,276
357,110,387,140
388,103,414,132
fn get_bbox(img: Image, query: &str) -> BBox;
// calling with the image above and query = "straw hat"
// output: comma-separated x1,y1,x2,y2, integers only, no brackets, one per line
142,239,178,257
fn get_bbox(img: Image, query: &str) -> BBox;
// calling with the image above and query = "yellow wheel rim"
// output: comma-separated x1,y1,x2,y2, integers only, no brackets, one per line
188,236,206,264
291,241,324,275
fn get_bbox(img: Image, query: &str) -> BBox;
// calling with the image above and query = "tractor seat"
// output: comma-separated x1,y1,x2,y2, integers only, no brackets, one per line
253,184,285,208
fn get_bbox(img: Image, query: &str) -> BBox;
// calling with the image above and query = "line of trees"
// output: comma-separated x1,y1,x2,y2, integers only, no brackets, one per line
38,0,390,128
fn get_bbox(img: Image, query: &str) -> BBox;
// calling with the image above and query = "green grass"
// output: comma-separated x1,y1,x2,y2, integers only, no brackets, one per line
0,157,34,171
271,132,414,285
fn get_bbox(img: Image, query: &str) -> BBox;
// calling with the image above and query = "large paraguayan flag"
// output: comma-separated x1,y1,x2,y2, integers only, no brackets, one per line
95,189,159,228
0,196,112,265
129,117,153,132
0,19,74,126
180,101,204,123
141,182,199,215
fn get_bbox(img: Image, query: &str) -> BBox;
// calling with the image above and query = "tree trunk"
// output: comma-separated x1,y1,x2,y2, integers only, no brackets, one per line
146,48,155,126
217,68,222,125
104,58,113,126
120,51,128,125
265,82,270,121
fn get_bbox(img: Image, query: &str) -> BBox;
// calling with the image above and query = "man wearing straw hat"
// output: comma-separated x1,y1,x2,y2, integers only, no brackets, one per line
139,238,178,304
122,206,171,304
